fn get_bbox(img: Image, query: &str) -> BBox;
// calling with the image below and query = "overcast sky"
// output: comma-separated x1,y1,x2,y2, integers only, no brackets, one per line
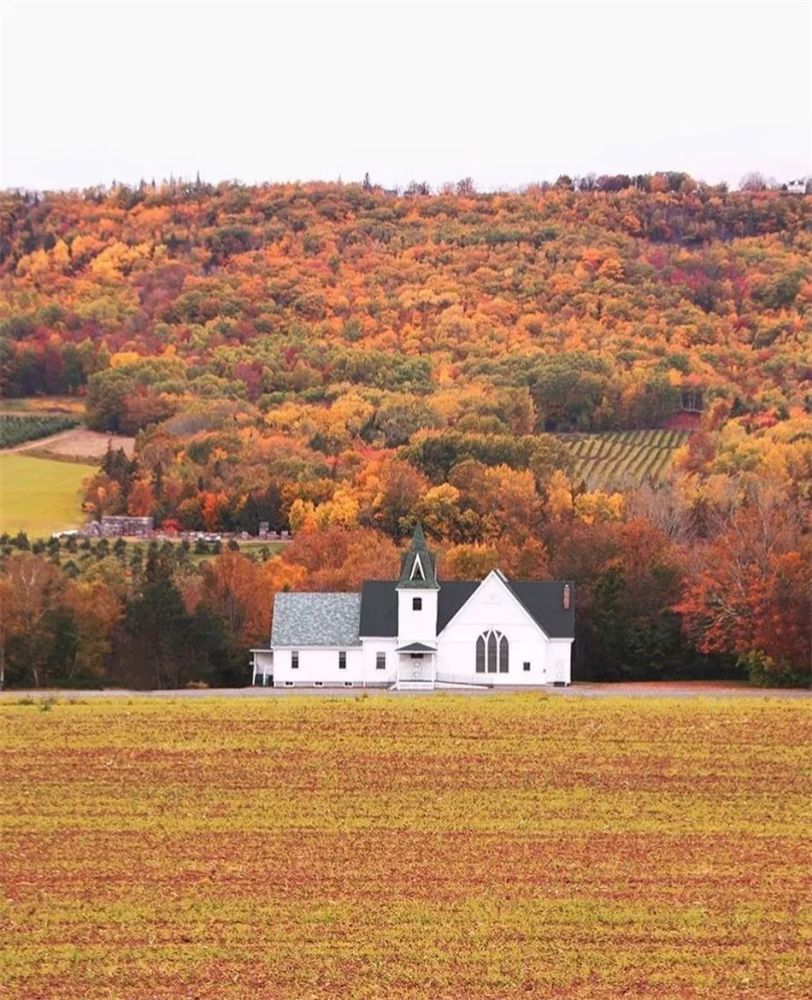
2,0,810,191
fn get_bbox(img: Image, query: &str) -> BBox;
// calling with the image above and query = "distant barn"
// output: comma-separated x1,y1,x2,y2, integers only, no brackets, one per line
663,389,704,431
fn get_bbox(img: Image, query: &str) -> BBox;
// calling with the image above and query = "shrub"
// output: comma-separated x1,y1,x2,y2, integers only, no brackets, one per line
739,649,808,688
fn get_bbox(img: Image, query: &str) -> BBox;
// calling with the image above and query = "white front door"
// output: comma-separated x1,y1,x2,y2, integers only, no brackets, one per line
398,654,435,684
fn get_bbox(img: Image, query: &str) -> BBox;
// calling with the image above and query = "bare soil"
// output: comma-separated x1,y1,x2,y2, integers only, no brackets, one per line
1,427,135,458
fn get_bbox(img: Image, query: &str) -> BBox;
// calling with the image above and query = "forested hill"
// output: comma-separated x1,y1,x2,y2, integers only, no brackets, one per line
1,176,810,688
1,177,809,430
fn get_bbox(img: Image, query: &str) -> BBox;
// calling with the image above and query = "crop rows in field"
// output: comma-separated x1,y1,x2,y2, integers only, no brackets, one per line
0,694,809,1000
0,414,78,448
558,429,691,489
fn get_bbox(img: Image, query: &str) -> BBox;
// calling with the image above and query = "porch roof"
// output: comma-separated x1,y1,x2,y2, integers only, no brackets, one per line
396,641,437,653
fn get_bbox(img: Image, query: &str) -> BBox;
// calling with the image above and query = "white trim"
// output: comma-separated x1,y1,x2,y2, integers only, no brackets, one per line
410,552,426,581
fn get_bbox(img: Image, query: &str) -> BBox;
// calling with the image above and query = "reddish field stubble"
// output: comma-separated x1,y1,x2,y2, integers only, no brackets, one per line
0,694,809,999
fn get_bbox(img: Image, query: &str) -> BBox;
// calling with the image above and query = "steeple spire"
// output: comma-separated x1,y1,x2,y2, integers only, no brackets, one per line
397,523,439,589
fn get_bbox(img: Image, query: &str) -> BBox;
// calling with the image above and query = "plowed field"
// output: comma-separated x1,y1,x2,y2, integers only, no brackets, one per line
1,695,809,999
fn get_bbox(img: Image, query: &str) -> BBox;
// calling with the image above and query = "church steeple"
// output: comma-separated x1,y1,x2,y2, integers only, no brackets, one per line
398,523,439,589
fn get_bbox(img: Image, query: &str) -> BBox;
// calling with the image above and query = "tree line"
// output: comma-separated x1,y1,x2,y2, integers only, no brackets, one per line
0,177,808,686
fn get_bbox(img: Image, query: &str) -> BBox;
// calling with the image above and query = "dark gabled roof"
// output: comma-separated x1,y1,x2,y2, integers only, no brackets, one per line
360,581,479,635
501,579,575,639
359,581,399,636
396,641,437,652
359,576,575,639
436,581,478,631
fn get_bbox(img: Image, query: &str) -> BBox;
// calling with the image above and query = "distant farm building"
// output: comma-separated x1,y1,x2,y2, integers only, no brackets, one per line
664,389,704,431
680,389,704,413
82,515,154,538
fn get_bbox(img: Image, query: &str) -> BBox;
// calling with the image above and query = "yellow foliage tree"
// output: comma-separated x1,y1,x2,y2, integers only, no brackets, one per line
573,491,625,524
546,469,574,520
444,543,499,580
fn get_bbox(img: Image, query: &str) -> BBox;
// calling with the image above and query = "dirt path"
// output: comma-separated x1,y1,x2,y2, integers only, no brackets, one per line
2,681,809,701
0,427,135,458
0,429,79,454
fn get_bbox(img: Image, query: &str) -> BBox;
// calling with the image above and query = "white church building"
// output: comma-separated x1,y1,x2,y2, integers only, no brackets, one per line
251,525,574,690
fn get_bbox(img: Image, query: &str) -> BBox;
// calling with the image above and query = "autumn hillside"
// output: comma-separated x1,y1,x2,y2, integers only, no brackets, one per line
2,177,809,422
0,176,810,688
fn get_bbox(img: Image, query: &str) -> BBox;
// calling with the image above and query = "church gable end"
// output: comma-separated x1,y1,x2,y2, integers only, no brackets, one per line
436,572,575,639
437,570,547,639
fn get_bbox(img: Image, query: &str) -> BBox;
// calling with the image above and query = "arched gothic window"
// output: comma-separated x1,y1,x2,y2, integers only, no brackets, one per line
475,630,509,674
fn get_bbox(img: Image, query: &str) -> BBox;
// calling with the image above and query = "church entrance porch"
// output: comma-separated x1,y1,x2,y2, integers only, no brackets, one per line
394,643,436,690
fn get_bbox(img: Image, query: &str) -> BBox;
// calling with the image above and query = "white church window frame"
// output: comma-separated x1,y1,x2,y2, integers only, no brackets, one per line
475,630,509,674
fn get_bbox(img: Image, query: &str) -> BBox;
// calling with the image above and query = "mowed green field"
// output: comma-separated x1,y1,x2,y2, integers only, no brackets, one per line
0,454,95,536
0,694,809,999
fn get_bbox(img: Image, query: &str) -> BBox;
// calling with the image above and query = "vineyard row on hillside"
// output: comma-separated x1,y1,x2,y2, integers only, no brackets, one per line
558,429,691,489
0,415,78,449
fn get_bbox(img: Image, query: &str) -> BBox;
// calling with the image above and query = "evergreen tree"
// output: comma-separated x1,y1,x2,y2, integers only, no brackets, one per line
125,550,191,688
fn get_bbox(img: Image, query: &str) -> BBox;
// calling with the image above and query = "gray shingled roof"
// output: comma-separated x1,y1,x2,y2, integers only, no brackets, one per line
271,592,362,647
